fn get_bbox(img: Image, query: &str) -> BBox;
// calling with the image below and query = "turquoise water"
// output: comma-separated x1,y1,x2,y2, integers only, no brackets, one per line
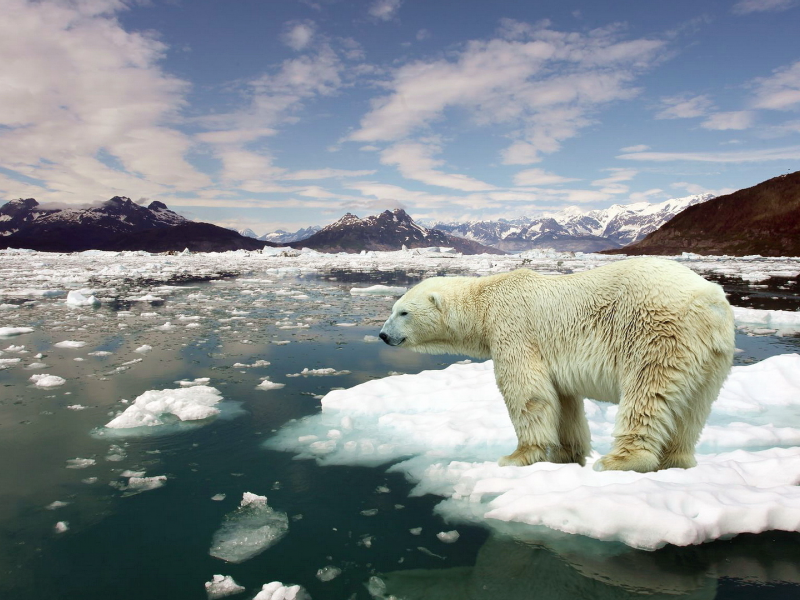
1,271,799,599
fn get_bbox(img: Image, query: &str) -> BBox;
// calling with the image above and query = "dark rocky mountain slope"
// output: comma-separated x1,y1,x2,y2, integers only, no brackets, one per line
608,171,800,256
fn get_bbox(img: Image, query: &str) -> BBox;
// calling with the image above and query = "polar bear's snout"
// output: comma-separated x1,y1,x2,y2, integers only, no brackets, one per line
379,319,406,346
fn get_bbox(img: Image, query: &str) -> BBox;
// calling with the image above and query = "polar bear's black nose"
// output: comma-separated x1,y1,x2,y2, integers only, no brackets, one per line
379,332,389,344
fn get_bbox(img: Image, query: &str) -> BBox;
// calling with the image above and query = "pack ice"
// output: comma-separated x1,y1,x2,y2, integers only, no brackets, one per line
270,354,800,550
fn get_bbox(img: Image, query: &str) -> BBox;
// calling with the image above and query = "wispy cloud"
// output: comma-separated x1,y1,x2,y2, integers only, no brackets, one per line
369,0,403,21
282,20,317,51
618,146,800,163
591,168,637,194
380,141,496,191
655,94,713,119
701,111,756,130
349,22,665,165
751,60,800,110
733,0,796,15
513,168,578,186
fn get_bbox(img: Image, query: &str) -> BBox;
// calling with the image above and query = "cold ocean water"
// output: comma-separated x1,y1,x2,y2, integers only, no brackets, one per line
1,252,799,600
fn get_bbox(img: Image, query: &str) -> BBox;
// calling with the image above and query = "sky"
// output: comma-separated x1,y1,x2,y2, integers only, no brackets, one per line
1,0,800,235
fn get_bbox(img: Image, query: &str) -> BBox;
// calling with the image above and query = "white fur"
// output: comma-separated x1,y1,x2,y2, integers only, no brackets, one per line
380,258,735,472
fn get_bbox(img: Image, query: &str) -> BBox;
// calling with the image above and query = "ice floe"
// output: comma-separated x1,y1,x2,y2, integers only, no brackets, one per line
30,373,66,388
0,326,34,337
253,582,308,600
269,354,800,550
205,574,245,599
209,493,289,564
733,306,800,335
65,290,99,306
104,386,224,430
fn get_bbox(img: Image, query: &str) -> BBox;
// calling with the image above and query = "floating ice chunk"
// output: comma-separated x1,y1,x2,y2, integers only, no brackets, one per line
211,494,226,501
409,527,422,535
234,360,271,368
105,386,223,429
66,404,87,410
54,340,86,349
256,378,285,390
54,521,69,534
271,355,800,550
253,582,309,600
156,322,175,331
128,294,164,302
134,345,153,354
336,322,357,327
176,377,211,387
125,475,167,493
88,351,113,357
733,306,800,335
46,501,70,510
437,530,460,543
363,335,380,343
0,326,34,337
209,493,289,564
286,367,351,377
0,357,21,369
316,565,341,582
30,373,66,388
66,458,96,469
204,574,245,599
65,291,100,306
350,285,407,296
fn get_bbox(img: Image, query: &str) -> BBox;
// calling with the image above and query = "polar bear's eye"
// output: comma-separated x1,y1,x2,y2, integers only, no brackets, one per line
399,311,409,316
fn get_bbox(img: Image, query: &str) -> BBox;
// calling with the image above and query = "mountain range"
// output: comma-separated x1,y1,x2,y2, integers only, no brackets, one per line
611,171,800,257
0,197,271,252
286,209,504,254
427,194,715,252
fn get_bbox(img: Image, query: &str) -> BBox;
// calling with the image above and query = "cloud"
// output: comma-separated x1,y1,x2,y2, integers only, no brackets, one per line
282,20,316,51
620,144,650,152
369,0,403,21
349,23,665,164
513,168,578,186
751,60,800,110
655,94,714,119
733,0,796,14
380,141,496,191
0,0,209,203
618,146,800,163
701,111,756,130
280,168,377,180
591,168,637,194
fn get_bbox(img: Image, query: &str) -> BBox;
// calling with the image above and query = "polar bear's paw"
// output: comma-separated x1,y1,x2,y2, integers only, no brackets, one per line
498,445,547,467
593,450,659,473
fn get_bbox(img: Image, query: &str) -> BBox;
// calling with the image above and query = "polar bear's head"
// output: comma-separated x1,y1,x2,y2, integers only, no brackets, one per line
379,278,446,352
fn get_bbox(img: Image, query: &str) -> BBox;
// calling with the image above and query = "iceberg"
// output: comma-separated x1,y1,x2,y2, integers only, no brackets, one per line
209,493,289,563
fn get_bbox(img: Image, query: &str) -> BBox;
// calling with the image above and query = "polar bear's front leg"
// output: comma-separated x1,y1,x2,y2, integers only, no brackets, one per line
493,356,560,467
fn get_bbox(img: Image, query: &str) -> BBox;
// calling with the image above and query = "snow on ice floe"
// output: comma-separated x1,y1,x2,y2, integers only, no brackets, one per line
0,326,34,337
204,574,245,599
209,492,289,564
30,373,66,387
253,582,309,600
733,306,800,336
102,385,230,433
268,354,800,550
53,340,86,349
350,285,407,296
65,290,99,307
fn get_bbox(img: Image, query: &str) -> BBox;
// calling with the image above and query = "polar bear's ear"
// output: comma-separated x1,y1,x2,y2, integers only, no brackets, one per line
429,292,443,311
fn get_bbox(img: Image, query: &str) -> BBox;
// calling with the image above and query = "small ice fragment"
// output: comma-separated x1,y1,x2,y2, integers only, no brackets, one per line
126,476,167,493
350,285,407,296
375,485,390,494
363,335,380,343
82,477,98,484
209,493,289,563
65,291,99,306
54,521,69,534
46,501,70,510
366,576,386,597
156,322,175,331
417,547,446,560
256,378,285,390
211,494,226,501
253,582,309,600
30,373,66,388
176,377,211,387
360,508,378,517
437,530,460,543
204,574,245,599
134,345,153,354
88,351,113,357
409,527,422,535
66,458,95,469
336,322,357,327
316,565,342,582
66,404,87,410
54,340,86,349
0,327,34,337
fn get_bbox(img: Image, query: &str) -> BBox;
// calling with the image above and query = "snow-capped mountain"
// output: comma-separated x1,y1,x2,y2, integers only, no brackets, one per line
237,228,259,239
259,225,321,244
430,194,715,252
289,209,504,254
0,196,271,252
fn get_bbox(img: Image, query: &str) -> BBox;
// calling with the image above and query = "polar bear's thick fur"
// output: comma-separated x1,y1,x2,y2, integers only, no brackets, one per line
379,258,735,473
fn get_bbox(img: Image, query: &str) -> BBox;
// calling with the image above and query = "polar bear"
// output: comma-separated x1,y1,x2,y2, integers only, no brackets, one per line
379,258,734,473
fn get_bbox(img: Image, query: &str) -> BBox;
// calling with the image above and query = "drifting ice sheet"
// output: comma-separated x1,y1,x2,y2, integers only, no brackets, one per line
105,386,224,429
209,493,289,563
270,354,800,550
